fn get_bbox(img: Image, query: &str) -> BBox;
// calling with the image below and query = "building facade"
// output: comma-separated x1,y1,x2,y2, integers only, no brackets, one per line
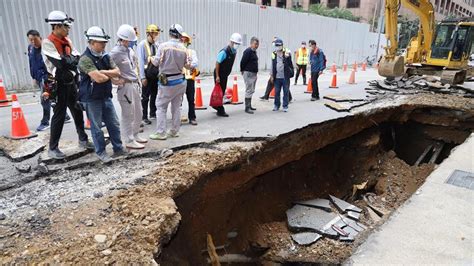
245,0,473,23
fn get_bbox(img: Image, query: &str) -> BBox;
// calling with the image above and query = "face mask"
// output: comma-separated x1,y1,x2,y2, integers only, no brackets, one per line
276,46,283,51
233,43,240,50
302,45,306,48
90,47,105,58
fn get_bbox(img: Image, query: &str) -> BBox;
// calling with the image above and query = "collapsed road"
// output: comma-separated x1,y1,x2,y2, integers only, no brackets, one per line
0,85,473,264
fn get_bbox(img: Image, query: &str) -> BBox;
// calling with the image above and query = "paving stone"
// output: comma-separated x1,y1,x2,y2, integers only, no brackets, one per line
295,198,332,211
286,205,338,234
329,195,362,213
291,232,322,246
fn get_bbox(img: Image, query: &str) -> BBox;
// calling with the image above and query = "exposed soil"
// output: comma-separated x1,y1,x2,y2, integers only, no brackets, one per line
0,94,473,264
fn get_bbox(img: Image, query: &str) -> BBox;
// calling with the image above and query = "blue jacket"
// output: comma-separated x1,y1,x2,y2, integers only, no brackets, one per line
28,44,48,82
309,48,326,73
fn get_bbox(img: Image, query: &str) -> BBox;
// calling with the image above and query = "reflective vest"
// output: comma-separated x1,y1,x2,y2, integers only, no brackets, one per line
296,48,308,65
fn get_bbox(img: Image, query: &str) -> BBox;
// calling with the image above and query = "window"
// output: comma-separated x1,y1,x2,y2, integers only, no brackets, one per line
262,0,271,5
327,0,340,8
347,0,360,8
310,0,321,4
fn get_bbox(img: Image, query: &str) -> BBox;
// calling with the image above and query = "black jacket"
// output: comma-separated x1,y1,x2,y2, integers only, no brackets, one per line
240,47,258,73
271,49,294,80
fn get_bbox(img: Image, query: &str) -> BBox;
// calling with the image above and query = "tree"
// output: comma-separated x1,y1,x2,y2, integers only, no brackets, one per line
293,4,361,22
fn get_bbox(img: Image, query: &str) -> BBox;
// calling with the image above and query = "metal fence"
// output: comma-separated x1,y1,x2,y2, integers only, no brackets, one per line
0,0,385,90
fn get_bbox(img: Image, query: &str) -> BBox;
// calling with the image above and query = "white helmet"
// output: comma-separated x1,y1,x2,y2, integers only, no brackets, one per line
169,24,184,38
85,26,110,42
45,10,74,26
116,24,137,42
230,33,242,44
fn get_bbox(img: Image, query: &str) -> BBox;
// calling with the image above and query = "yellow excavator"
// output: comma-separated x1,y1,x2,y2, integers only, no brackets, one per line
378,0,474,84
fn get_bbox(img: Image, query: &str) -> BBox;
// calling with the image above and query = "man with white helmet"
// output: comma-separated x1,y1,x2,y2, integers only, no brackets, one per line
42,10,93,159
137,24,161,125
149,24,190,140
213,33,242,117
78,26,127,163
110,24,147,149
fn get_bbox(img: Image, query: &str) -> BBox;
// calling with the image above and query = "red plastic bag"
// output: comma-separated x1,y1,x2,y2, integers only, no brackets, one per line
209,83,223,107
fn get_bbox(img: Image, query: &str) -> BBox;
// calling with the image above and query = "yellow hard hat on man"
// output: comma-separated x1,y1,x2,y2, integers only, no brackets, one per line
146,24,161,33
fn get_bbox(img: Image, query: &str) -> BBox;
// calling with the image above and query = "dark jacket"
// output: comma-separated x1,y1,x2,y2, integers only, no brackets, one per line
28,44,48,83
79,48,113,102
214,46,236,78
271,48,294,80
309,48,326,73
240,47,258,73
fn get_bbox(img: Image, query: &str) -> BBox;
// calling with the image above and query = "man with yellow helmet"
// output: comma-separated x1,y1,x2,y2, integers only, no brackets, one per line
137,24,161,125
180,32,199,125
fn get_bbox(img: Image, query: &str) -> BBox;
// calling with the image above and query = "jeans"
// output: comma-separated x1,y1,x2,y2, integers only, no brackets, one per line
141,77,158,119
39,80,51,125
82,98,123,155
274,78,290,109
311,71,320,98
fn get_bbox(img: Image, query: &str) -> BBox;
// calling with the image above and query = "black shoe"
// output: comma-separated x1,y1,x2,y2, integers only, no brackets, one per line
259,96,268,101
143,119,152,125
250,106,257,111
216,112,229,117
245,108,254,114
149,116,156,120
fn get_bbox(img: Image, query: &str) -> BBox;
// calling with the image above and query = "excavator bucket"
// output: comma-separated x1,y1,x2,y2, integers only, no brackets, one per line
378,56,405,79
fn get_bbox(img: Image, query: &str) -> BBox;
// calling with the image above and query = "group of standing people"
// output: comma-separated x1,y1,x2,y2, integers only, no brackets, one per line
27,10,326,163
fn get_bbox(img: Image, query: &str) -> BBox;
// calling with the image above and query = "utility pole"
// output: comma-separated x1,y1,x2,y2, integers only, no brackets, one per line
375,0,385,61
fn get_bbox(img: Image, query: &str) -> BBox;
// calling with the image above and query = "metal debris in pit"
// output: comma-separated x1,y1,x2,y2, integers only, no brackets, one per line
286,196,366,245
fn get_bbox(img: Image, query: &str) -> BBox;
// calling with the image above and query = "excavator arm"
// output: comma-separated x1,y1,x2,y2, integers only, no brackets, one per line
379,0,435,78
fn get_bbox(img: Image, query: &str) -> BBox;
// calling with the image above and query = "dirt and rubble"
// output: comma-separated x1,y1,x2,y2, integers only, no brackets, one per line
0,90,473,264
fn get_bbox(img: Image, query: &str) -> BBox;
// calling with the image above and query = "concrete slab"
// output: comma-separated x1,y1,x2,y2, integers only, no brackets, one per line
286,205,338,235
0,133,48,161
348,134,474,265
329,195,362,213
291,232,322,246
295,198,332,211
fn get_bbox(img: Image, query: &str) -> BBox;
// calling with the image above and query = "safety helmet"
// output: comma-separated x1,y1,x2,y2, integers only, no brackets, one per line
116,24,137,42
85,26,110,42
146,24,161,33
181,32,192,44
230,33,242,44
274,38,283,46
169,24,184,38
45,10,74,26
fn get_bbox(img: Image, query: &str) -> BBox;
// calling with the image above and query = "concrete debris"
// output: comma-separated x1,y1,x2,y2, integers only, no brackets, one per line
346,210,361,221
93,192,104,198
331,225,349,237
94,234,107,243
0,213,6,220
366,206,382,222
367,204,389,217
323,94,365,102
0,135,48,162
36,163,49,175
339,224,359,242
15,164,31,173
329,195,362,213
367,75,474,97
101,249,112,256
324,101,351,112
286,205,338,234
291,232,322,245
160,149,174,158
295,198,332,211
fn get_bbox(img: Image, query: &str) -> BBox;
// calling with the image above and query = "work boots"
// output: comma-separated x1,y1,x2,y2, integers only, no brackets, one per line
245,98,254,114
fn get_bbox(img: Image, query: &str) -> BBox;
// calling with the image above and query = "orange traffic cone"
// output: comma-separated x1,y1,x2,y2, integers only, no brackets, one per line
304,78,312,94
348,70,356,84
329,72,338,88
331,63,337,73
0,79,11,108
362,62,367,71
10,94,37,139
231,75,243,105
269,87,275,99
343,63,348,72
194,79,207,110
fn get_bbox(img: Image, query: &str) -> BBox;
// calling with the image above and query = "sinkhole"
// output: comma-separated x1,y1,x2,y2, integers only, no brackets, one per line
157,106,473,265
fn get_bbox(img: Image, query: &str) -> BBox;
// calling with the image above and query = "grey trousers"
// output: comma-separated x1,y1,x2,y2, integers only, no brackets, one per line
243,71,258,99
155,81,186,134
117,82,142,143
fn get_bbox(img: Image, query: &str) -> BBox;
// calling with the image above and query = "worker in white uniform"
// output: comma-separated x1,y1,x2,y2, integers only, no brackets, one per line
110,24,147,149
149,24,190,140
